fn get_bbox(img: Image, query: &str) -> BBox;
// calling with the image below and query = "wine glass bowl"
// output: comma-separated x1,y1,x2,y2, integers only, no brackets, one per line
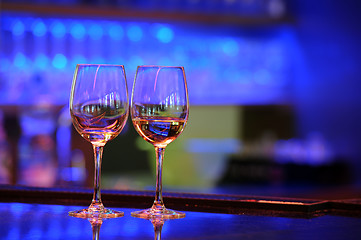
71,96,128,146
69,64,129,218
132,117,186,148
131,66,189,219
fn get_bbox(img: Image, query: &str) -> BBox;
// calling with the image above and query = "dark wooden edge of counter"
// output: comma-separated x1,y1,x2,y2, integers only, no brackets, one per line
1,185,361,218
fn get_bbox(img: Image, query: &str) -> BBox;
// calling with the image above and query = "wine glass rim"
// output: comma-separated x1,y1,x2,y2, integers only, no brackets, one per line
137,65,184,69
76,63,125,67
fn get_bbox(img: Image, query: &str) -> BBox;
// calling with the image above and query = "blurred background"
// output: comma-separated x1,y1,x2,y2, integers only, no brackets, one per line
0,0,360,199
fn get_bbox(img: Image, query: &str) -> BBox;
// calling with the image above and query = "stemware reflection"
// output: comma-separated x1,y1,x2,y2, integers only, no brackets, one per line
88,217,103,240
76,216,167,240
69,215,104,240
151,218,166,240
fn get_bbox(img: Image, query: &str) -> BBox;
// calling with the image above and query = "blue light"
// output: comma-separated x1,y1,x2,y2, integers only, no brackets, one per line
238,69,252,84
174,45,188,63
120,218,143,237
34,54,49,70
127,25,143,42
50,20,66,38
89,57,105,64
11,19,25,37
14,53,27,68
45,219,62,239
89,24,103,40
222,39,239,57
52,54,67,69
0,58,11,72
71,55,87,67
254,69,271,85
156,26,174,43
9,202,30,214
129,55,144,69
158,57,172,66
6,227,20,240
0,15,293,106
269,54,284,71
70,23,86,40
32,19,47,37
109,24,124,40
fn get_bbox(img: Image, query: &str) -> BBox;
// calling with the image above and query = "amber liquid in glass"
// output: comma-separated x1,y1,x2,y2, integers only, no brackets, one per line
132,117,186,148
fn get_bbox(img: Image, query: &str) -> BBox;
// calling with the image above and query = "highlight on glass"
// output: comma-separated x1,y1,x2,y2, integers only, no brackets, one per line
69,64,129,218
130,65,189,219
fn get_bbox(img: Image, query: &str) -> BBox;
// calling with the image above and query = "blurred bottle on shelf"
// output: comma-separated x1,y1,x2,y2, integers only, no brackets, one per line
17,101,57,187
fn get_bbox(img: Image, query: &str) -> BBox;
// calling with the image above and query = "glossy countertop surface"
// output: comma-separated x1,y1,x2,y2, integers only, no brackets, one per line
1,201,361,240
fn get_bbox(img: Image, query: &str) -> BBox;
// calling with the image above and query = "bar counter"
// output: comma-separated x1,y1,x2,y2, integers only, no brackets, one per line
1,185,361,239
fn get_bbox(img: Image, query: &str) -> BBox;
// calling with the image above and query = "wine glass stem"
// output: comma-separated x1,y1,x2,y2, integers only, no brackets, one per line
91,145,104,209
92,223,101,240
153,147,165,209
154,223,163,240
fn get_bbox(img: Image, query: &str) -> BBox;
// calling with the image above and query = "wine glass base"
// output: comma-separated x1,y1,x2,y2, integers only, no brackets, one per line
131,208,185,220
69,208,124,219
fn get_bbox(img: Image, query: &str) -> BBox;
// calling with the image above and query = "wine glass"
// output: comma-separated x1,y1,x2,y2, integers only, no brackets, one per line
130,66,189,219
69,64,129,218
